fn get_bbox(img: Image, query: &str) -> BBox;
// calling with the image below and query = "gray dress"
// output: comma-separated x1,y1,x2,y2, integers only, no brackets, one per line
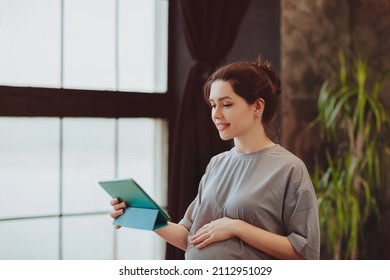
179,144,320,260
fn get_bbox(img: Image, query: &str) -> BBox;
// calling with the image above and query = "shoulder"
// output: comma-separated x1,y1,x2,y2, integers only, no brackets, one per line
270,145,313,189
208,150,231,168
270,145,308,170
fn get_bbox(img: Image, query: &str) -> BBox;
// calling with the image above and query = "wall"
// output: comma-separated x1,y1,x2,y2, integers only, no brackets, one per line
280,0,390,259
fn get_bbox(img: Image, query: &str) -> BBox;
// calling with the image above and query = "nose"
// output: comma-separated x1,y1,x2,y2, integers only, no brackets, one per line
212,105,223,120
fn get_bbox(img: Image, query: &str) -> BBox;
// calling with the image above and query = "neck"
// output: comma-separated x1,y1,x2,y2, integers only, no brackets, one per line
233,127,275,154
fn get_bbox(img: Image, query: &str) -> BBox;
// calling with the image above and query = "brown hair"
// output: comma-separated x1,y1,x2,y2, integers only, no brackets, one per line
203,58,281,126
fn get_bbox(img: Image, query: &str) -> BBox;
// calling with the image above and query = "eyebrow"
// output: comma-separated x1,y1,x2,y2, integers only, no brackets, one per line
208,96,233,102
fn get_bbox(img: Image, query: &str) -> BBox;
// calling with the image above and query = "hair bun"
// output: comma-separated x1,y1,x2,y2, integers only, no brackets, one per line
252,59,281,96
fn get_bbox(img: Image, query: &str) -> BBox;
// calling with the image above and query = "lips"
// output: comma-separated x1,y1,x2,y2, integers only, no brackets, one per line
216,122,230,131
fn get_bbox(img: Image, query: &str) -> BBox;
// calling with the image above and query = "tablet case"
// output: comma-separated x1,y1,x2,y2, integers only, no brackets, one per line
98,178,170,231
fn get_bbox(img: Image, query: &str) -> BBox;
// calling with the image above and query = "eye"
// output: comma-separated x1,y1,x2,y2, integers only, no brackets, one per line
210,103,216,108
223,103,232,107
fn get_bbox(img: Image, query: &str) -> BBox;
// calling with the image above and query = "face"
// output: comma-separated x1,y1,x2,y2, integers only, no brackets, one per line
209,80,262,141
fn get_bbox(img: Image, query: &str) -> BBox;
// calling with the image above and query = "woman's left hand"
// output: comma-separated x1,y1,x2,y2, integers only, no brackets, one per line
190,217,238,249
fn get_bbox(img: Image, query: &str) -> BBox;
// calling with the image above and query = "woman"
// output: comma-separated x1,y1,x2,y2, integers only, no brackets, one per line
111,58,320,260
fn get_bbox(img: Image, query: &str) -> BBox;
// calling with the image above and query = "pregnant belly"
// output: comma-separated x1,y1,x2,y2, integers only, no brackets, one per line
184,238,246,260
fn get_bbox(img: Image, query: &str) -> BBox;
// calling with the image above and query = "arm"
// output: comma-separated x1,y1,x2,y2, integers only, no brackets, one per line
234,220,303,260
110,198,189,251
155,222,189,251
191,217,303,260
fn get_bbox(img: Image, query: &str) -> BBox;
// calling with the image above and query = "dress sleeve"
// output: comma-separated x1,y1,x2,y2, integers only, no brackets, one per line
178,195,198,231
283,165,321,260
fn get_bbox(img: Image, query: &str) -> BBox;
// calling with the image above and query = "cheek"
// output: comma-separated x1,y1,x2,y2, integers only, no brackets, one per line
234,107,255,120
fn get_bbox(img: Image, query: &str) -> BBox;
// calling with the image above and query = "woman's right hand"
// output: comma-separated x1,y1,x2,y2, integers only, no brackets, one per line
110,198,127,229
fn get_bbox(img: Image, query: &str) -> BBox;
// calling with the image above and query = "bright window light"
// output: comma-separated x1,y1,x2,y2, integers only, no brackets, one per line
0,0,168,93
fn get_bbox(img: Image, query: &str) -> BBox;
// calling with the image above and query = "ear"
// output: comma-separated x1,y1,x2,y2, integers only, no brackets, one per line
253,98,265,118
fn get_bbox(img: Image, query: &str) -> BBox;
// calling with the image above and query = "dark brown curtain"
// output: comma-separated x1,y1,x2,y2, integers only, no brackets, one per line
166,0,251,260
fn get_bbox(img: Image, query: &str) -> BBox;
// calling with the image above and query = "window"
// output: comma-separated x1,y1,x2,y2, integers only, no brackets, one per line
0,0,168,92
0,0,169,260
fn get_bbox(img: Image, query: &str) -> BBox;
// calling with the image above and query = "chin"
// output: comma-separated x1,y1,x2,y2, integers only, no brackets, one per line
218,133,233,141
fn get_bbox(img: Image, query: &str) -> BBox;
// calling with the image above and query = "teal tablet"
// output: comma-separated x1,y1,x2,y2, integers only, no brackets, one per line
98,178,170,231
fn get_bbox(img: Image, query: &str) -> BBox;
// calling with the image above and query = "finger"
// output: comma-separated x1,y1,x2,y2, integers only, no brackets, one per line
110,208,124,219
110,198,120,206
195,238,212,249
113,202,127,210
191,229,206,241
191,231,209,245
191,235,202,245
194,224,210,235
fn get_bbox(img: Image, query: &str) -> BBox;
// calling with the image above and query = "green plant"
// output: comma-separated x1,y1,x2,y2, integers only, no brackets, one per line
312,50,389,259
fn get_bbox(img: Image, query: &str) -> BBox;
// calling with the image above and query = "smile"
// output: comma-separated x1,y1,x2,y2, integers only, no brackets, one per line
216,123,230,131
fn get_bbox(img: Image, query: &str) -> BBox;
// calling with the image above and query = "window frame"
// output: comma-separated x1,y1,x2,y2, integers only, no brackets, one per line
0,85,170,118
